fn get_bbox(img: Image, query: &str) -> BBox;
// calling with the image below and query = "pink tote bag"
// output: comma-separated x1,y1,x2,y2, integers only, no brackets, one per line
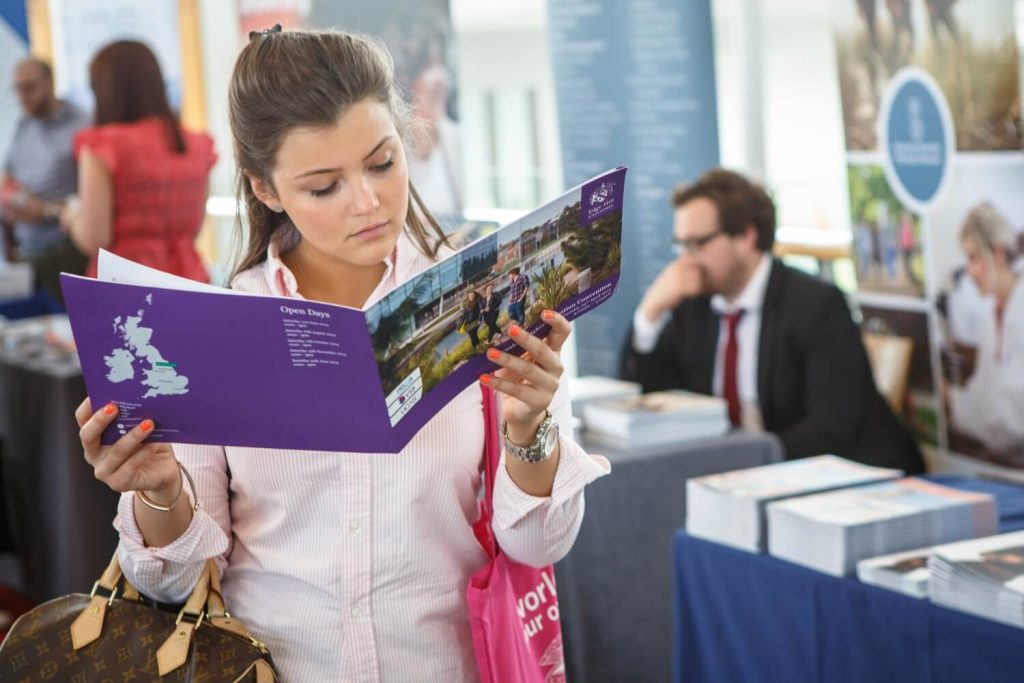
468,385,566,683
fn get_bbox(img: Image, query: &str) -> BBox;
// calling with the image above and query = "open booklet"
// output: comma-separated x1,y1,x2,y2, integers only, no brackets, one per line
60,166,627,453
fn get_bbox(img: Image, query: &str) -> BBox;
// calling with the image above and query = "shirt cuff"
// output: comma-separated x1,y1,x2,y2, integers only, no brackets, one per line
114,490,229,566
492,432,611,531
632,307,669,354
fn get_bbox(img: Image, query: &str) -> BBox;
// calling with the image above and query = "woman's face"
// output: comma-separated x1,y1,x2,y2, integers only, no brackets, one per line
962,235,994,295
253,98,409,270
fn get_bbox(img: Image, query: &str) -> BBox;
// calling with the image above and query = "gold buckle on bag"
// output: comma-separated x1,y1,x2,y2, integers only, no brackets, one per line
175,609,205,630
89,581,120,607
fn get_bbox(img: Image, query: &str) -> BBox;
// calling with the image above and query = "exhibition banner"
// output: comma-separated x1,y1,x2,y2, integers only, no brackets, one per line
833,0,1024,463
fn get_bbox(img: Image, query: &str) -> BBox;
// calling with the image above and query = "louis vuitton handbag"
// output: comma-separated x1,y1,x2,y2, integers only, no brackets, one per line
0,553,276,682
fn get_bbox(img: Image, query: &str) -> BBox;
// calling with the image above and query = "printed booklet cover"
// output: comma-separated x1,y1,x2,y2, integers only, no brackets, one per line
61,167,627,453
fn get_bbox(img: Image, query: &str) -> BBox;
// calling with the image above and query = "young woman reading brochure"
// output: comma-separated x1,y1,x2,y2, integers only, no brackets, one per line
75,27,609,681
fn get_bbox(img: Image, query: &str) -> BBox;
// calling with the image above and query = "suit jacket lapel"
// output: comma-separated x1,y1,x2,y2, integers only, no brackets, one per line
696,298,718,395
757,260,786,417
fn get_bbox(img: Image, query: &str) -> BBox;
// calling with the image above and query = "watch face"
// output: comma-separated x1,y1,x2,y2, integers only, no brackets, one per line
543,421,559,454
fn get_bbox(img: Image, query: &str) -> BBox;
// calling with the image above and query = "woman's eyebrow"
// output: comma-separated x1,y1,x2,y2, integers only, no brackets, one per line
292,136,393,180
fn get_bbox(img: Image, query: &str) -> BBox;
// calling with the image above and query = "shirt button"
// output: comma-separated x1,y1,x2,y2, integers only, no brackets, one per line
350,606,361,618
349,522,361,533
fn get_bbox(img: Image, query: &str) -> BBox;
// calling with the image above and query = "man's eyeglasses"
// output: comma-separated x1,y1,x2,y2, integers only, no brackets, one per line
671,229,723,256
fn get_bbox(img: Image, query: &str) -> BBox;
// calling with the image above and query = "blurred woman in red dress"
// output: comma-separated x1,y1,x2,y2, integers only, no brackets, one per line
63,41,215,281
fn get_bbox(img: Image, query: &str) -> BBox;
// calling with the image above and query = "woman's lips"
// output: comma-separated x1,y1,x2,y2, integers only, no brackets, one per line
350,221,388,240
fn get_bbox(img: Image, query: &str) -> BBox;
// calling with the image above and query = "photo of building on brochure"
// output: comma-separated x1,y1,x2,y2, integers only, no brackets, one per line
367,191,623,400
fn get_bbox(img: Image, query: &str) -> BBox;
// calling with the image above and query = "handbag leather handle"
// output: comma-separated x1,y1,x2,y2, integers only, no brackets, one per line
71,554,225,657
70,552,123,649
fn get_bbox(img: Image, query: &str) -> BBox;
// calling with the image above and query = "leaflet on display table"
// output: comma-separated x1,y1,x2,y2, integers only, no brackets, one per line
60,166,627,453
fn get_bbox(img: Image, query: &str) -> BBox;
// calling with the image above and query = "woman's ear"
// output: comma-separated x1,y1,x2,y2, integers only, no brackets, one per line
247,173,284,213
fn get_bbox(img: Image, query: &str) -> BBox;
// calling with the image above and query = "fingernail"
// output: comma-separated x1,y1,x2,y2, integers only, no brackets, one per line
542,310,554,321
140,419,154,432
103,402,116,415
487,348,500,360
480,374,492,385
510,325,521,338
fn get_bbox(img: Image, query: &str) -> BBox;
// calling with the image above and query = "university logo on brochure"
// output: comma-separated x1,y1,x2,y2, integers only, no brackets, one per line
582,171,624,226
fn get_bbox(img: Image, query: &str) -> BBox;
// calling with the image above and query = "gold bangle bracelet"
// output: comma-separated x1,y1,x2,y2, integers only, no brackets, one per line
134,461,201,513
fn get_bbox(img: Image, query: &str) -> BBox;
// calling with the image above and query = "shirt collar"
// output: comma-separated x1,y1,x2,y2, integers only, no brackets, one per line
262,224,402,303
711,254,773,315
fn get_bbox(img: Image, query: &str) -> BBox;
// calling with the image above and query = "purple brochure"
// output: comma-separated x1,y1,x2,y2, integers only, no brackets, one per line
61,166,627,452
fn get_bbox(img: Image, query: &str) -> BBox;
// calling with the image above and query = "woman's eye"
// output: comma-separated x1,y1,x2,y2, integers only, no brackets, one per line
311,182,338,198
371,158,395,173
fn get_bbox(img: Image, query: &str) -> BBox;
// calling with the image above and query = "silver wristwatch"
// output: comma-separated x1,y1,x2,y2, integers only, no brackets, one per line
501,410,559,463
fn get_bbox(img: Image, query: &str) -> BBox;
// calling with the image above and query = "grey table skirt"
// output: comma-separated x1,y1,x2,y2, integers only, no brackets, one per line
557,431,783,683
0,356,119,601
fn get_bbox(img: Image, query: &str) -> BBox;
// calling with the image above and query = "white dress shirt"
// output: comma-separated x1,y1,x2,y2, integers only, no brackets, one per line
114,228,610,682
632,254,773,430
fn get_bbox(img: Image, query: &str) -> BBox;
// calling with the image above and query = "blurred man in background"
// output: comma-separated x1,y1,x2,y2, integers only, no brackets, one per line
2,58,90,301
620,168,924,473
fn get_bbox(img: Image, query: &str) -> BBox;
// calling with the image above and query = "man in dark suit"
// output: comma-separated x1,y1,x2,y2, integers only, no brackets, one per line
620,169,924,473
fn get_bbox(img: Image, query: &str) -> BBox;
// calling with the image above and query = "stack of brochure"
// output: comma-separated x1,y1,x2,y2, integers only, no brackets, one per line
929,531,1024,628
856,546,932,598
581,390,728,449
568,375,641,422
686,455,903,552
767,479,998,577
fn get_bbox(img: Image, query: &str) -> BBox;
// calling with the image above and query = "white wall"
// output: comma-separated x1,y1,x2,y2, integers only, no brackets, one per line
760,1,850,233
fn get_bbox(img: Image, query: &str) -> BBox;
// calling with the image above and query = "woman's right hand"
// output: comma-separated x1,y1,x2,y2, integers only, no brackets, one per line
76,398,180,502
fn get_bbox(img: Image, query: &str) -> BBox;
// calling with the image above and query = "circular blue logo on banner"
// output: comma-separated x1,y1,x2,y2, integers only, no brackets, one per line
879,68,954,213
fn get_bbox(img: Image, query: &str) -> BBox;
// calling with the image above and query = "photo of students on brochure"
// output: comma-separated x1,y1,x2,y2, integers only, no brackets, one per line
848,163,925,297
832,0,1021,152
368,186,624,399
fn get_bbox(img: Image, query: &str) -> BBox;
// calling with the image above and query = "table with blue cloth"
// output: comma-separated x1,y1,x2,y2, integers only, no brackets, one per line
672,474,1024,683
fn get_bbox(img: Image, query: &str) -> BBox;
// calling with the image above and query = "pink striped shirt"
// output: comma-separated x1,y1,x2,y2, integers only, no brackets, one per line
113,227,611,682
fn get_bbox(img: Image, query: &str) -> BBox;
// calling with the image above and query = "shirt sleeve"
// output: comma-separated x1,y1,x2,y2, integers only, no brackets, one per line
73,126,119,174
491,379,611,568
114,444,232,604
631,306,670,354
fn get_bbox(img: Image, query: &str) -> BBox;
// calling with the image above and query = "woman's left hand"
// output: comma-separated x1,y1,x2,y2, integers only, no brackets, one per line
481,310,571,444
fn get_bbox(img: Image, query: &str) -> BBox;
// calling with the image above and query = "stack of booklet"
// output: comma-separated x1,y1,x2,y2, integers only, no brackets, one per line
767,478,998,577
928,531,1024,627
856,546,932,598
686,455,903,552
567,375,641,422
581,389,728,449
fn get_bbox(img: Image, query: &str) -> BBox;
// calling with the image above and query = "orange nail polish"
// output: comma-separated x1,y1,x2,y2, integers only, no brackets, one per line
487,348,500,360
480,374,492,385
103,403,116,415
510,325,521,337
140,419,154,432
542,310,554,321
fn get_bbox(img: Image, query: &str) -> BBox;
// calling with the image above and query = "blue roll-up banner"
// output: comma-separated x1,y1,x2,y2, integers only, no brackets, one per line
547,0,720,376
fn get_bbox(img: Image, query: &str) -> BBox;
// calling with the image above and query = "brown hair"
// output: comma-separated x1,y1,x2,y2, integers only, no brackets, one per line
228,29,449,279
89,41,185,153
672,168,776,251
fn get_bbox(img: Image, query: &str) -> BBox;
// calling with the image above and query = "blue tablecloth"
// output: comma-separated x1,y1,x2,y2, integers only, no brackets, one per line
672,475,1024,683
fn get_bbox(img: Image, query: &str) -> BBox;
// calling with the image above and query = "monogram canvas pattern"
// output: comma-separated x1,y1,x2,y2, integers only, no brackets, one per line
1,593,274,682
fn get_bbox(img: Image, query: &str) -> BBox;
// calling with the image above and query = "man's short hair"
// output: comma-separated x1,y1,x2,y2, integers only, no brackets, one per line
18,58,52,82
509,267,521,276
671,168,776,251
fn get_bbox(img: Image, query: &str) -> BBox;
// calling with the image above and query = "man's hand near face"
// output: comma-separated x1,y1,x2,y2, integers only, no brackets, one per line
638,254,705,323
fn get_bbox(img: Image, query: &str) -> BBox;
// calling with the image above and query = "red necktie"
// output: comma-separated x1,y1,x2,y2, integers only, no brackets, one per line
722,310,744,427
